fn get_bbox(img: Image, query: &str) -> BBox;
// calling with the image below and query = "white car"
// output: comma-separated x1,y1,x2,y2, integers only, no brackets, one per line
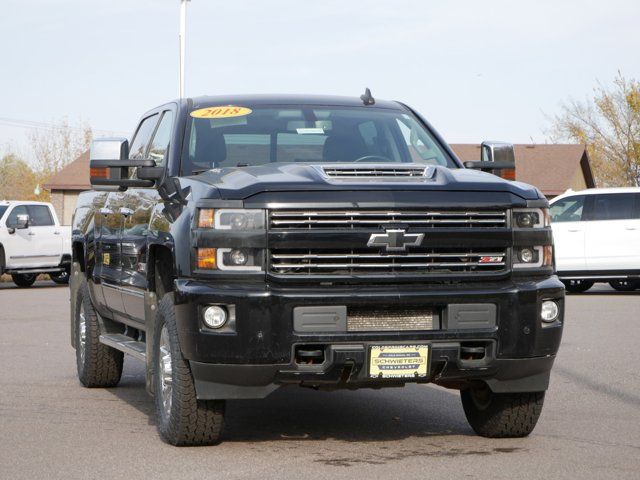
550,187,640,292
0,201,72,287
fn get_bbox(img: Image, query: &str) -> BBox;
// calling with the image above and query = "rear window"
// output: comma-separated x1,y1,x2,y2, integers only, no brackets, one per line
28,205,54,226
0,206,7,220
590,193,637,221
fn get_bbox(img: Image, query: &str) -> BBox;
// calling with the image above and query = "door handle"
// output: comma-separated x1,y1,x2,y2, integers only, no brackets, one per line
119,207,134,217
54,231,61,235
28,232,36,236
625,226,637,231
567,229,582,232
100,208,113,216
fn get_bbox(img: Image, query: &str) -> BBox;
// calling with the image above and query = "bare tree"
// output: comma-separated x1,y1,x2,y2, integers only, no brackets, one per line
549,73,640,187
29,118,93,179
0,154,43,201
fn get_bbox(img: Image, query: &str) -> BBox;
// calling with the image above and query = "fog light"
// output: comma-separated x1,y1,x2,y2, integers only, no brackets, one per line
203,306,227,329
230,249,248,266
519,248,534,263
541,300,559,323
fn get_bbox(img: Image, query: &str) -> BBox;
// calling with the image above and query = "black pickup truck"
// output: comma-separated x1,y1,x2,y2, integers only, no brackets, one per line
70,93,564,446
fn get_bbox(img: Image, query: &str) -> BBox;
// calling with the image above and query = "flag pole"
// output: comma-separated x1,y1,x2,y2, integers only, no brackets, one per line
179,0,190,98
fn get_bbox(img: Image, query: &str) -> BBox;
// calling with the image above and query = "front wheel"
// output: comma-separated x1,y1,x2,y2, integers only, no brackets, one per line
460,384,545,438
154,294,225,446
562,279,594,293
75,279,123,387
11,273,36,288
609,280,640,292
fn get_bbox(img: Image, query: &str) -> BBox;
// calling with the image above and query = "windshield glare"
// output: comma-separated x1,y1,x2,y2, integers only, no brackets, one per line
183,106,455,175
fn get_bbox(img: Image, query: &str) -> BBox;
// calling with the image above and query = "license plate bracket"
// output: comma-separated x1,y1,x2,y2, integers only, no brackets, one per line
368,344,430,379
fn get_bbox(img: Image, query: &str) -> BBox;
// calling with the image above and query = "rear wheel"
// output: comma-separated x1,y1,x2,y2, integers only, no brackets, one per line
562,279,594,293
75,279,123,387
11,273,36,288
609,279,640,292
50,269,70,285
154,294,225,446
461,384,545,438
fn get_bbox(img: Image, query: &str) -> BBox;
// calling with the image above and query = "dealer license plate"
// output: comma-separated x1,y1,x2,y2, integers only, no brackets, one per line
369,344,429,379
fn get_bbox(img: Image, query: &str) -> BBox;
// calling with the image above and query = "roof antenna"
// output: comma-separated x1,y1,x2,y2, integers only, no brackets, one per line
360,87,375,106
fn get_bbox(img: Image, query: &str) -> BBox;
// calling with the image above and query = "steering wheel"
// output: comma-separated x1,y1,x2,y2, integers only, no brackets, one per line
353,155,392,163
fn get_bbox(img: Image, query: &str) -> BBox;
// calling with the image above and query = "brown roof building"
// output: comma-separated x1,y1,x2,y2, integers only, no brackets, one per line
43,151,90,226
450,144,595,197
44,144,595,225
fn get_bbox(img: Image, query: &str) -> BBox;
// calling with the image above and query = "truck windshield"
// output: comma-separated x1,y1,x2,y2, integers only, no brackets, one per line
182,106,456,175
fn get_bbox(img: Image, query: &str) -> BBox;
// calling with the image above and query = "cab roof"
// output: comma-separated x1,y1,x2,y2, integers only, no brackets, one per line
188,94,405,111
552,186,640,201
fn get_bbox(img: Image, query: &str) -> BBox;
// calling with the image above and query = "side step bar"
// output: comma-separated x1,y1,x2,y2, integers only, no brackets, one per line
10,267,65,274
99,334,146,361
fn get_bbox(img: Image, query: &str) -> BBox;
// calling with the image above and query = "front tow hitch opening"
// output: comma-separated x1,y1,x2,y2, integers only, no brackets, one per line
460,342,490,362
295,345,326,365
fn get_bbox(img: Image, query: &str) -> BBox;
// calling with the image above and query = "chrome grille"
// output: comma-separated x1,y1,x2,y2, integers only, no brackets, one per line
322,166,430,178
270,248,507,276
270,210,507,230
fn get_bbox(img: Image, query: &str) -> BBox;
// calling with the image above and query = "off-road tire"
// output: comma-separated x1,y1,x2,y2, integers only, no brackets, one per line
12,273,36,287
461,385,545,438
562,279,594,294
75,279,123,387
153,294,225,446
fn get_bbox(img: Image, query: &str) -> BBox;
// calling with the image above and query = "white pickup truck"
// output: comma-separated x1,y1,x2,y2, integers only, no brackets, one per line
0,201,72,287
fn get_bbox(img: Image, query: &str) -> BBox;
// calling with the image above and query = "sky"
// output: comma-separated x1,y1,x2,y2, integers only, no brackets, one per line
1,0,639,164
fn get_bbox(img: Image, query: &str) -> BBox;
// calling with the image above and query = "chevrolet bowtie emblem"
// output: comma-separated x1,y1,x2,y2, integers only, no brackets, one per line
367,229,424,252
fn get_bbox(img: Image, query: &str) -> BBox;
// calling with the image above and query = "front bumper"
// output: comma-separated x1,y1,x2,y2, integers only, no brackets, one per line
173,276,564,399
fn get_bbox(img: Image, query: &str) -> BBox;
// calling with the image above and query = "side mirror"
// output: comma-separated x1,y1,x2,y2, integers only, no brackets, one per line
89,138,159,190
15,214,30,229
463,141,516,180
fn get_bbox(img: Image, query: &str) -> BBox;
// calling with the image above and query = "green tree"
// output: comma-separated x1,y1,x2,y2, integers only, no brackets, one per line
550,73,640,187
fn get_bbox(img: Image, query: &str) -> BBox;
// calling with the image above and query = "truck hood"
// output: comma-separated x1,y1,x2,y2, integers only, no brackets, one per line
193,163,542,201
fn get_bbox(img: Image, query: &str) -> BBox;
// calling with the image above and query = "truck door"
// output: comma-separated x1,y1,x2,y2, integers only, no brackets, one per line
3,204,60,268
96,193,126,317
549,195,587,273
117,112,162,322
585,193,640,271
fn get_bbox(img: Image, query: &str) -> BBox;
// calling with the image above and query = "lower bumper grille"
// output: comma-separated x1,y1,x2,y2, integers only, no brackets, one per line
347,307,435,332
269,248,507,276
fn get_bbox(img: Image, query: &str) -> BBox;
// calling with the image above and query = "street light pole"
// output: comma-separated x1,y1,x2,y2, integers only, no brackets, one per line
179,0,190,98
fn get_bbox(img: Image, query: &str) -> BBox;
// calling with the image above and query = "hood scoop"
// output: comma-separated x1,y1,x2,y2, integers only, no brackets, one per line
319,164,436,181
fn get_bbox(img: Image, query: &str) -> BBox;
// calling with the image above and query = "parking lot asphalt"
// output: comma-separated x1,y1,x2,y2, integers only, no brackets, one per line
0,282,639,480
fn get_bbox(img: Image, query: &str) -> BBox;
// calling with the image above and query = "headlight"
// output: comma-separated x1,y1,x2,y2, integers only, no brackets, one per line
197,209,266,230
513,245,553,269
217,248,262,272
512,208,549,228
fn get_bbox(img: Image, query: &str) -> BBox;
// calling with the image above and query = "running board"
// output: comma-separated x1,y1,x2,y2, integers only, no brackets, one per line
9,267,64,274
99,334,146,361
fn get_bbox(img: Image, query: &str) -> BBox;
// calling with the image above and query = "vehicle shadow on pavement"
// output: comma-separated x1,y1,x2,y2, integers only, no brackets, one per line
571,291,640,296
109,359,473,443
0,281,67,290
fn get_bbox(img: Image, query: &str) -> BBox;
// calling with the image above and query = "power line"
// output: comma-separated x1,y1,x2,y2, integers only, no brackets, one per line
0,116,129,136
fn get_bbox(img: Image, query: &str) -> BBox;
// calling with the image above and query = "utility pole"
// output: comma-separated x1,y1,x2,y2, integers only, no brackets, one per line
179,0,190,98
